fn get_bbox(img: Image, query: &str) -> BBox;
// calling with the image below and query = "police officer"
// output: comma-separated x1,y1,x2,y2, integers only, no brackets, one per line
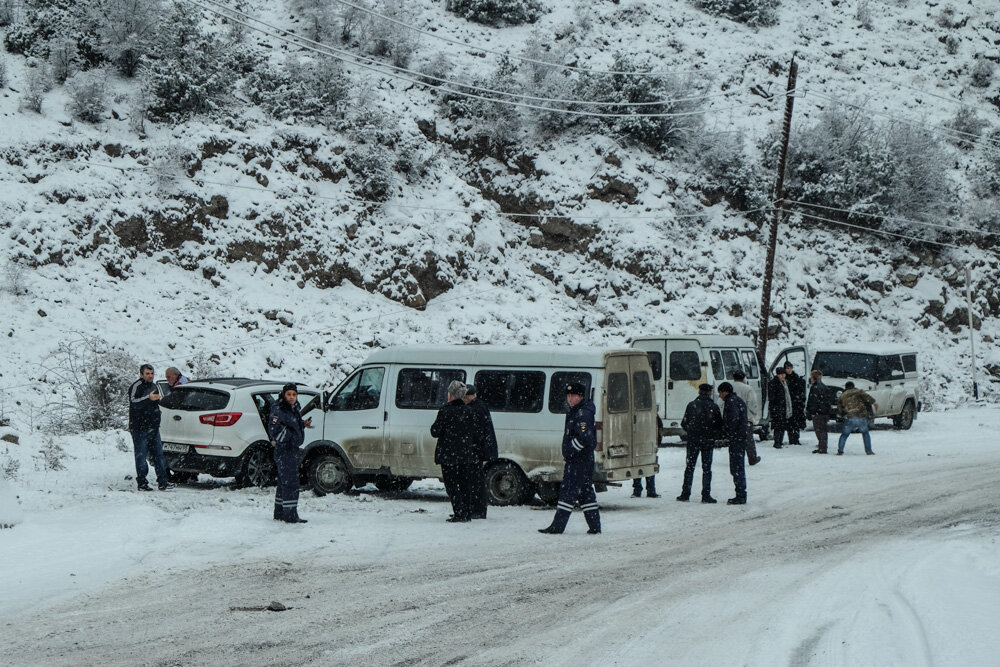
431,380,478,523
718,382,749,505
678,383,723,503
539,383,600,535
462,384,497,519
268,383,311,523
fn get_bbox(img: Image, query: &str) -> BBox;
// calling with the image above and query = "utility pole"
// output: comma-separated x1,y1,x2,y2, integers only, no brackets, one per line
966,263,979,400
756,54,798,368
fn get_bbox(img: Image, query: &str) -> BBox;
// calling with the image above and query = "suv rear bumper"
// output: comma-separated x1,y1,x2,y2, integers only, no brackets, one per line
165,449,244,478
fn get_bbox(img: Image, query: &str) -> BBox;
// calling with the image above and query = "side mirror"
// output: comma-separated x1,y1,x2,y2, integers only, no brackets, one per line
322,390,332,410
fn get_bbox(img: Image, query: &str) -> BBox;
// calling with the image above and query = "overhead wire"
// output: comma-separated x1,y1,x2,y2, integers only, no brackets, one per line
326,0,704,78
775,207,967,250
188,0,774,119
783,199,995,236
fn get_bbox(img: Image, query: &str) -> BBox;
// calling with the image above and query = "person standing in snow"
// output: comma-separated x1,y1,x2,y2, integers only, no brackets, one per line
129,364,171,491
718,382,749,505
268,383,311,523
462,384,496,519
784,362,807,445
678,384,723,503
731,370,762,466
431,381,478,523
539,383,601,535
836,381,878,456
165,367,189,388
767,367,794,449
806,369,835,454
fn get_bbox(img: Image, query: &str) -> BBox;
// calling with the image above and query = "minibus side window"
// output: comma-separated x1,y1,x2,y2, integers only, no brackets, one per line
720,350,742,379
647,352,662,381
709,350,724,380
632,371,653,411
395,368,465,409
902,354,917,373
670,351,702,381
741,350,760,378
607,373,629,413
549,372,593,413
475,371,545,413
330,367,385,411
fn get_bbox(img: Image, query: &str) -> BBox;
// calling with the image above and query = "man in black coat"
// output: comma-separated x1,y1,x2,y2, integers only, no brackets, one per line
678,383,723,503
806,369,835,454
768,366,793,449
463,384,497,519
784,362,807,444
719,382,749,505
431,380,478,523
128,364,171,491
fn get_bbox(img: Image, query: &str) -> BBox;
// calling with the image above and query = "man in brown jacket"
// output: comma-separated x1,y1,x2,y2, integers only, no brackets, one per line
836,382,878,455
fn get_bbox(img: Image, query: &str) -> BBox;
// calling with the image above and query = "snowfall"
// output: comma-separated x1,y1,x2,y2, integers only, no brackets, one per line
1,406,998,666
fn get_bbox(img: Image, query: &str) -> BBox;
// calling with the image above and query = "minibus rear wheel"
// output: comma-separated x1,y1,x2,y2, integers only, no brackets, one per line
486,461,533,506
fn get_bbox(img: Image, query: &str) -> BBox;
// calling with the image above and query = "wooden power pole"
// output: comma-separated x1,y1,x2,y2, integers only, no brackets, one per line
756,55,798,368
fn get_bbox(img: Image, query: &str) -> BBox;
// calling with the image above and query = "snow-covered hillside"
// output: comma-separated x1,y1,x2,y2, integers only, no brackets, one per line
1,0,999,429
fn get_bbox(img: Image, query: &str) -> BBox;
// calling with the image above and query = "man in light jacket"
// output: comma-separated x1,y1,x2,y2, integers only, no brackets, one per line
731,370,761,466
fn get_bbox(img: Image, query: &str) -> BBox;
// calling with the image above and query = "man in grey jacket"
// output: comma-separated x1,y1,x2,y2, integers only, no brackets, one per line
732,371,761,466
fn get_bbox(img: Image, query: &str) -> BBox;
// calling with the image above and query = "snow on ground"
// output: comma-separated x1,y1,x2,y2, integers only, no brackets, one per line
1,407,998,665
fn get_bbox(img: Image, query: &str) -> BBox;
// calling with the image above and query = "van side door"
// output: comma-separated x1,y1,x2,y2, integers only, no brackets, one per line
325,366,387,471
663,340,704,430
387,367,466,477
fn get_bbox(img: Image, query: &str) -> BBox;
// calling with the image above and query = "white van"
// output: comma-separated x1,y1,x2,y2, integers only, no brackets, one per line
303,346,659,505
767,344,921,429
629,335,764,437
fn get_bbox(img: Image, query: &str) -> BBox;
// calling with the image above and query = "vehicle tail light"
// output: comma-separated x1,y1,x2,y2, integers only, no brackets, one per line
199,412,242,426
595,421,603,452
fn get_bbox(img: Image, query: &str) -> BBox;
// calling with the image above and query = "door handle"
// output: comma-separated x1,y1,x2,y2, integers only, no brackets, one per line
361,426,378,430
173,415,182,421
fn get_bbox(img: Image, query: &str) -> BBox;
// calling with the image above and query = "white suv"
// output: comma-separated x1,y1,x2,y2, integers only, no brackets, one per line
158,379,320,486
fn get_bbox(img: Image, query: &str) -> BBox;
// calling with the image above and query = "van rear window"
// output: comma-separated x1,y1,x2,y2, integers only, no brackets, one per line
607,373,629,413
646,352,662,381
813,352,876,382
632,371,653,411
549,372,592,413
475,371,545,413
160,387,230,412
395,369,465,409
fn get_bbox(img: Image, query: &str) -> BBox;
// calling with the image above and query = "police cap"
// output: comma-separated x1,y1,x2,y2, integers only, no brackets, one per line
565,382,586,396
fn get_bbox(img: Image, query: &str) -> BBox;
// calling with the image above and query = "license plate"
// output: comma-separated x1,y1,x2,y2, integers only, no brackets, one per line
163,443,189,453
608,445,629,458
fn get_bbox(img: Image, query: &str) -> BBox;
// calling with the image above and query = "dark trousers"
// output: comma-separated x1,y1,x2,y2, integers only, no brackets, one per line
681,444,713,498
812,416,829,452
745,429,758,462
729,440,747,500
273,446,301,522
131,428,168,488
773,426,800,447
442,458,478,521
632,476,657,496
548,461,600,533
470,461,488,518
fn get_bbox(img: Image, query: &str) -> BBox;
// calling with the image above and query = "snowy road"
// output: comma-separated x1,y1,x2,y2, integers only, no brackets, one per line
3,409,999,666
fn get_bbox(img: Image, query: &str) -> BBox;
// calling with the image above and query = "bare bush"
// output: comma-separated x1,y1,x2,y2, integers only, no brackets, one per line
20,60,50,114
446,0,545,26
40,439,68,471
855,0,872,30
66,69,108,123
936,5,957,29
295,0,338,42
41,335,138,433
0,55,5,88
944,106,989,150
344,144,394,201
48,37,79,84
443,57,522,149
0,0,15,27
2,454,18,480
246,57,351,121
970,56,994,88
696,131,770,212
3,257,29,296
944,35,960,56
418,52,453,86
89,0,162,77
692,0,780,28
366,0,417,68
970,129,1000,199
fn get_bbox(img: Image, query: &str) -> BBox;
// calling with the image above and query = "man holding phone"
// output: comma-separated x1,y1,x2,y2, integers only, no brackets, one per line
128,364,172,491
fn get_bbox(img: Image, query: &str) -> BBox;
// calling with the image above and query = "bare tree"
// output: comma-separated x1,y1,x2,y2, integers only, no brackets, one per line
89,0,163,77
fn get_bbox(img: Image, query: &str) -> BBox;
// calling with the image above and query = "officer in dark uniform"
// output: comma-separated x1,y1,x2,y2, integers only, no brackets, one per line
718,382,749,505
463,384,497,519
431,380,478,523
678,383,723,503
539,383,601,535
268,383,311,523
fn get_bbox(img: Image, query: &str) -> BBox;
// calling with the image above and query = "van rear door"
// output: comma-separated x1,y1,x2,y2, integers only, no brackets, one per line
602,355,633,464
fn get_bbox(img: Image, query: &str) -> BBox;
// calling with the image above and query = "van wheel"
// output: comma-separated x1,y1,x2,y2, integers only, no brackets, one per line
374,476,413,492
236,445,276,488
309,452,352,497
893,401,915,430
536,481,561,505
486,462,533,506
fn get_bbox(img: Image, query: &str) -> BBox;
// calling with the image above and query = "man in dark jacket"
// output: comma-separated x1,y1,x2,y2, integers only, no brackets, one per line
806,369,835,453
539,383,600,535
431,380,478,523
719,382,749,505
128,364,170,491
784,362,807,444
678,384,722,503
268,383,311,523
462,384,497,519
767,367,793,449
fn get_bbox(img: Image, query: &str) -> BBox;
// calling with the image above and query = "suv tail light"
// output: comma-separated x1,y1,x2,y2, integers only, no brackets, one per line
595,421,603,452
199,412,242,427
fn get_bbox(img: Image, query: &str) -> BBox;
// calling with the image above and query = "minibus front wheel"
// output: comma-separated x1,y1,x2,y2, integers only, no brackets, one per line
486,461,533,506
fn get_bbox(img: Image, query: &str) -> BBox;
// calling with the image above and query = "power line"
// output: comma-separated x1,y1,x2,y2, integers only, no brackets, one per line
188,0,773,119
776,207,967,250
75,160,772,222
326,0,704,78
784,199,995,236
